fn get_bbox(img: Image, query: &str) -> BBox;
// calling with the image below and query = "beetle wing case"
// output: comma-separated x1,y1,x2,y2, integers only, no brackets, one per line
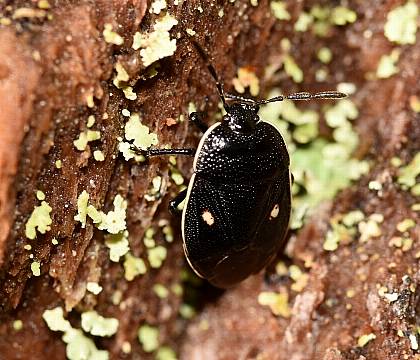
182,121,291,288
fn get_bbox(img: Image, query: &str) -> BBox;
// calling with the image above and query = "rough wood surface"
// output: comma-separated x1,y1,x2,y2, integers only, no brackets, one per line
0,0,418,359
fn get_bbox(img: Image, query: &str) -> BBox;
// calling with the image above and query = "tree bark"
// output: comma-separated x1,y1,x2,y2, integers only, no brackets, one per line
0,0,418,359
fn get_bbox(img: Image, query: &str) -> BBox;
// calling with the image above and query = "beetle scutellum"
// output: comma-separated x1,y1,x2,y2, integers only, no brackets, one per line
135,41,346,288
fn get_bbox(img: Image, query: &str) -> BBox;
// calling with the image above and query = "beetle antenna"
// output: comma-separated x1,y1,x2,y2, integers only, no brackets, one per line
188,39,229,109
256,91,347,105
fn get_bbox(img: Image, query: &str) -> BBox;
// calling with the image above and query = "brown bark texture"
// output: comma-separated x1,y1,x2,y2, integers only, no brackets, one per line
0,0,419,359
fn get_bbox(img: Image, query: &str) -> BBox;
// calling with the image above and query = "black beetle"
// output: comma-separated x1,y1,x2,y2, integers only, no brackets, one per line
136,42,346,288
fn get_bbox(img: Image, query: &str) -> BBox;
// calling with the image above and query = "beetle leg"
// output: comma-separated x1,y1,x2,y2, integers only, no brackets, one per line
169,188,188,215
131,146,196,157
189,112,208,132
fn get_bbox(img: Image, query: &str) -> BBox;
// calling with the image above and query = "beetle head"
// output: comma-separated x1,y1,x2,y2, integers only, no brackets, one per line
224,103,260,133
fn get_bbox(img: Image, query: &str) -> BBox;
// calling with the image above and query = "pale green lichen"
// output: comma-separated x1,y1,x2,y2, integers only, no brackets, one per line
289,265,308,292
0,18,12,26
283,55,303,83
325,99,358,129
323,228,340,251
25,200,52,239
87,205,102,224
86,282,103,295
384,2,418,45
293,122,318,144
112,62,132,101
270,1,290,20
317,47,332,64
153,284,169,298
97,195,127,234
138,325,159,353
122,342,131,354
232,67,260,96
359,214,383,242
412,203,420,211
323,211,363,251
12,8,47,19
357,333,376,347
396,218,415,232
122,86,137,101
330,6,357,25
275,261,288,276
74,190,89,228
36,190,46,201
315,68,328,82
105,230,130,262
411,184,420,196
144,227,156,248
150,0,167,14
55,159,62,169
410,96,420,113
37,0,50,9
42,307,72,332
103,23,124,45
145,176,163,201
389,236,413,251
294,12,313,32
93,150,105,162
368,180,382,191
112,61,130,89
397,153,420,189
124,113,159,150
144,237,156,249
43,307,111,359
118,141,145,162
86,94,95,108
171,283,183,297
124,253,147,281
87,115,95,128
307,5,357,37
31,261,41,276
13,320,23,331
179,304,196,319
377,50,400,78
73,130,101,151
342,210,365,227
81,311,119,337
170,168,184,186
132,32,142,50
337,82,357,95
147,245,167,268
162,225,174,243
185,28,196,36
63,328,109,360
155,346,177,360
409,333,419,350
136,14,178,67
257,291,291,317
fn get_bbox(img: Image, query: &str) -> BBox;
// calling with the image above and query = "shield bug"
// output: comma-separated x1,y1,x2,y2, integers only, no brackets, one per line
135,41,346,288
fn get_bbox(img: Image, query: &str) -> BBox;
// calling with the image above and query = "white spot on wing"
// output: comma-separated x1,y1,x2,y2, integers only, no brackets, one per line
270,204,279,220
202,209,215,226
